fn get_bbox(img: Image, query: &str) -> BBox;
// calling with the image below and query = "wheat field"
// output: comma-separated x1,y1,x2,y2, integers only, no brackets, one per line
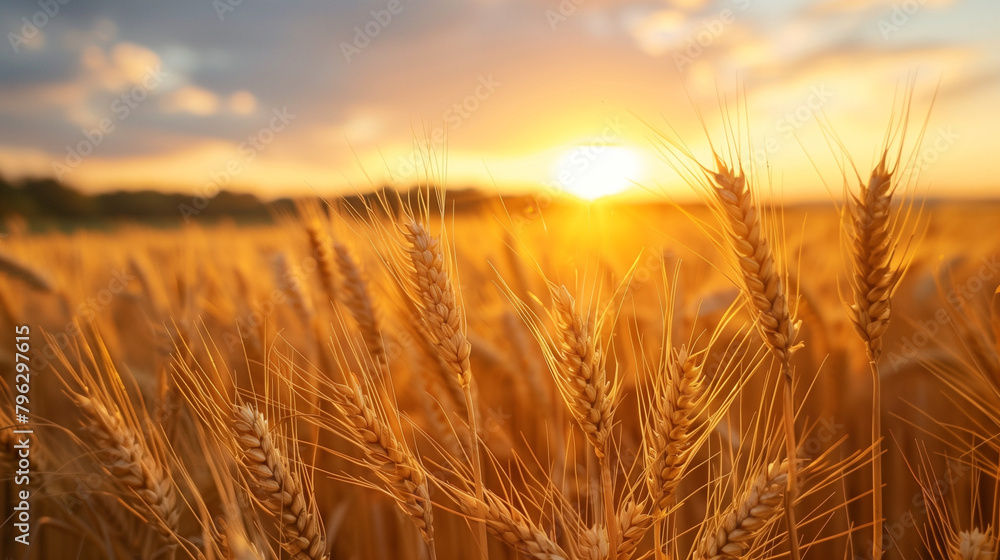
1,130,999,560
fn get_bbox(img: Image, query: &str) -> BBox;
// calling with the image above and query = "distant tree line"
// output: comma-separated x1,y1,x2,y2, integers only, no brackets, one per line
0,175,274,223
0,174,506,229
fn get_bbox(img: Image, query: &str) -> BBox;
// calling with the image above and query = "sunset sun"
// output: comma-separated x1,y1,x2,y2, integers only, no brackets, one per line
554,145,643,200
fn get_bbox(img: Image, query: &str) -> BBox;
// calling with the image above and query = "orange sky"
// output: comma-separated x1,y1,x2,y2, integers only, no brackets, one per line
1,0,998,201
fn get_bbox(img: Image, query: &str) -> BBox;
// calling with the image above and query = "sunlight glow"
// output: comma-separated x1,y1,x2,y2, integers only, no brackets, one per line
554,146,643,200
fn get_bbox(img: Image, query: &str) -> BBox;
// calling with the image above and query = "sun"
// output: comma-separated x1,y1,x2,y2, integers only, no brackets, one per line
553,145,643,201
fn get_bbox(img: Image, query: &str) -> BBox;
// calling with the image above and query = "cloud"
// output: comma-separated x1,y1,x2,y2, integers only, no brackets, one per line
0,146,57,178
109,42,160,84
624,9,687,56
161,85,220,116
804,0,959,17
227,90,257,115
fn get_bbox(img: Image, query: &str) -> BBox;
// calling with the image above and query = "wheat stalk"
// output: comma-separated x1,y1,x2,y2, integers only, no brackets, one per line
75,394,181,539
233,404,328,560
697,460,789,560
708,156,802,560
847,152,905,560
547,283,620,552
401,219,486,557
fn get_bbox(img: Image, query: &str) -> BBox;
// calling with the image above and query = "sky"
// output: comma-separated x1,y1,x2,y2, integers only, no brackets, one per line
0,0,998,201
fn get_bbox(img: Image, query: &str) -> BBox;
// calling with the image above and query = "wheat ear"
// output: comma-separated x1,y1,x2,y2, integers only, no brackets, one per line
302,216,337,309
272,252,316,323
328,372,435,543
710,158,799,361
697,460,789,560
414,353,467,459
646,346,704,515
334,242,388,375
549,284,615,456
218,515,267,560
233,405,328,560
952,529,996,560
75,394,181,539
580,523,609,560
848,154,897,363
402,221,472,387
452,487,569,560
617,498,653,560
